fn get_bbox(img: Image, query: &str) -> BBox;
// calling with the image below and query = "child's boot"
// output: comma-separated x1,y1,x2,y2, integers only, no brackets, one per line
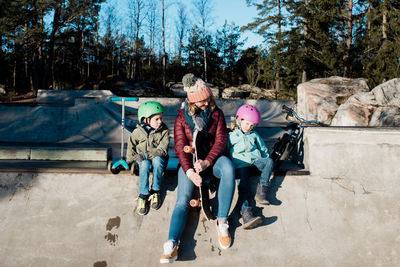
241,207,263,229
255,183,270,205
136,195,149,215
149,191,161,210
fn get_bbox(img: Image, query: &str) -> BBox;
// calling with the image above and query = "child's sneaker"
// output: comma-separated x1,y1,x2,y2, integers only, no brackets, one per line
216,221,231,249
136,196,149,216
149,192,161,210
255,183,270,205
160,240,178,264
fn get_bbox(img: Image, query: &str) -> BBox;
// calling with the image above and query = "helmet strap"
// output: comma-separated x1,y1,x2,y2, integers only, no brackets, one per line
235,117,242,131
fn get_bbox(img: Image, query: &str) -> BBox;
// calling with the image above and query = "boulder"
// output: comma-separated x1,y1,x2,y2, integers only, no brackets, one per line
331,92,377,126
297,76,369,125
332,78,400,126
221,84,276,99
221,87,250,98
0,84,5,95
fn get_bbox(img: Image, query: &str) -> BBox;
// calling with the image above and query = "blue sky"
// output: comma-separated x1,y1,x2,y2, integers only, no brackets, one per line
212,0,264,48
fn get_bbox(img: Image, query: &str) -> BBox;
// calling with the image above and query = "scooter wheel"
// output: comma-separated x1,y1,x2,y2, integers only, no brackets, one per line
107,161,113,172
111,168,120,175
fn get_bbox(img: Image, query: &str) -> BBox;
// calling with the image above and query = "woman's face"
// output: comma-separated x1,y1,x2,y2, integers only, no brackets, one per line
239,119,256,133
193,97,210,110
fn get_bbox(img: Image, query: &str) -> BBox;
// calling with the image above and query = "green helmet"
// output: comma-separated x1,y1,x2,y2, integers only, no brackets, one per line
138,101,164,122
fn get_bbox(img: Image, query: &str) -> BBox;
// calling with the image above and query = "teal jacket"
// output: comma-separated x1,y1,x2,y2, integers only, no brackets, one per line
126,123,169,164
228,127,269,169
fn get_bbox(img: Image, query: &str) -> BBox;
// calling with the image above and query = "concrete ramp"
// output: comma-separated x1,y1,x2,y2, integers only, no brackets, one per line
0,171,399,266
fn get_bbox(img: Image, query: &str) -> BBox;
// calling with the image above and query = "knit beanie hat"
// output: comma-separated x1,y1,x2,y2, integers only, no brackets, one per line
182,73,212,103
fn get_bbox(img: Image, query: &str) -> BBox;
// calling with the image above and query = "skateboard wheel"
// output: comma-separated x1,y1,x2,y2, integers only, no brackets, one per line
190,199,200,207
183,146,193,153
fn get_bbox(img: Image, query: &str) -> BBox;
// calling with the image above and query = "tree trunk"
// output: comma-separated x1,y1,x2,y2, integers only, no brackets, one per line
13,57,17,88
382,1,387,40
275,0,281,95
343,0,353,78
162,0,166,90
44,6,61,89
81,29,85,78
32,48,40,96
24,23,29,80
302,0,309,83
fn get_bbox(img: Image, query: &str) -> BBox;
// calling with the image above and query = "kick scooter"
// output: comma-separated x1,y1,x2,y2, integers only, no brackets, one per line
107,97,138,174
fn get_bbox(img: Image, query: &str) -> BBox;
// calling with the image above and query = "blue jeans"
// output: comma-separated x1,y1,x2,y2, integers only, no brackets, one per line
167,155,235,243
138,156,167,195
254,157,274,185
237,157,274,215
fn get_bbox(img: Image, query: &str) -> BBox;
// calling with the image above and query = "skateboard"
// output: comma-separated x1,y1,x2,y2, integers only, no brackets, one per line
185,129,215,220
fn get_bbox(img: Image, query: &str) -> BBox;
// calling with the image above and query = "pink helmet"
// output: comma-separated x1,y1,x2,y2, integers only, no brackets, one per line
236,104,261,124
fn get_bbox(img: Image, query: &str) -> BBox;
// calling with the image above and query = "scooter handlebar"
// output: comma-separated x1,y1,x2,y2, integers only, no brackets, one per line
108,97,139,102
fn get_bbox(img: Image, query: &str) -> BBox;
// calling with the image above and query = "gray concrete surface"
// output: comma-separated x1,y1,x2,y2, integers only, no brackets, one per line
1,171,399,266
304,127,400,179
1,90,400,266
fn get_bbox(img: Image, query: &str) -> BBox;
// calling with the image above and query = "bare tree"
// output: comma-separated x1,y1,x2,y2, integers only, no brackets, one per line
193,0,213,82
146,0,158,67
176,4,189,65
103,4,118,77
128,0,146,79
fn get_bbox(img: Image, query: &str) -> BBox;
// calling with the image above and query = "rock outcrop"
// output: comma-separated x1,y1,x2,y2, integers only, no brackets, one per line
297,76,370,125
169,82,276,100
221,84,276,99
332,78,400,126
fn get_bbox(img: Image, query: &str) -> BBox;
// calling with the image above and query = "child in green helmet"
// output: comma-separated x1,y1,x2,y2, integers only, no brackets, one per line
127,101,170,216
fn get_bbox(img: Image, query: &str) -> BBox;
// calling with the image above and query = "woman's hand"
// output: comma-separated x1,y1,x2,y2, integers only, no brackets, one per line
186,169,202,187
194,159,210,173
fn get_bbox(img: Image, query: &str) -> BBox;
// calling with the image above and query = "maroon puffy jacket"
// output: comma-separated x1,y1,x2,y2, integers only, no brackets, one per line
174,107,227,173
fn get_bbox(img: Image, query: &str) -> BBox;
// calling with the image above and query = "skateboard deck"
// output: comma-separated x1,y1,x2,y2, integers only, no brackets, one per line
185,129,215,220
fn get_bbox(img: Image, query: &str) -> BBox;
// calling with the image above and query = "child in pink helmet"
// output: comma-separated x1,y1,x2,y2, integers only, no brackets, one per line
228,104,274,229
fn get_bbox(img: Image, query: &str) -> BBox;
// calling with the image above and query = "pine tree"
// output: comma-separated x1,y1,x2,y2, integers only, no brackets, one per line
363,0,400,86
215,21,244,85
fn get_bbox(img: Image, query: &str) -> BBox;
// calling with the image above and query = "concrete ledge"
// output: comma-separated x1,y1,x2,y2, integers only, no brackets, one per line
0,148,30,160
304,127,400,181
0,146,111,161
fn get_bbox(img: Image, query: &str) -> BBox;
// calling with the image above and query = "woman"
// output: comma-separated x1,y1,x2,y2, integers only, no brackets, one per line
160,74,235,264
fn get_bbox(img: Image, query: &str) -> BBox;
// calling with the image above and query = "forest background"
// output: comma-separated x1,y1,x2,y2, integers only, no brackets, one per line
0,0,399,100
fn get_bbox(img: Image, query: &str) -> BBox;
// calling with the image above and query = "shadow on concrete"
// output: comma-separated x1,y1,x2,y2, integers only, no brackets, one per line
0,172,38,200
267,174,285,206
228,172,284,246
177,209,201,261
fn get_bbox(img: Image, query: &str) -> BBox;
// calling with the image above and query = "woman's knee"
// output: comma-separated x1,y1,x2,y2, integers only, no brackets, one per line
217,156,235,177
175,193,192,208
